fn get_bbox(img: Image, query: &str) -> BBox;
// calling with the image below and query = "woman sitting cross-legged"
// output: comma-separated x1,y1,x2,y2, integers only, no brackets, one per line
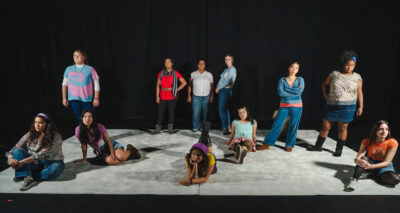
74,109,141,165
6,113,65,191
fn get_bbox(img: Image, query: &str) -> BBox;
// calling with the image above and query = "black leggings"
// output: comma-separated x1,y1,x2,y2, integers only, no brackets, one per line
157,98,177,125
352,158,400,186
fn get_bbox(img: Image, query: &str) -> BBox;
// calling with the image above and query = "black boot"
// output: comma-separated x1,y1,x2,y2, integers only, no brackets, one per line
199,122,211,145
333,139,345,157
307,135,326,151
151,124,161,135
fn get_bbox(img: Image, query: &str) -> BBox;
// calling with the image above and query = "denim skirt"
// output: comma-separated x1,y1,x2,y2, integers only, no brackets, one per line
324,104,356,123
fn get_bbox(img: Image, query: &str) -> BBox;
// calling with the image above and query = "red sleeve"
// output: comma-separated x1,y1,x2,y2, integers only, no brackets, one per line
361,138,369,148
157,71,162,79
388,139,398,149
175,71,183,79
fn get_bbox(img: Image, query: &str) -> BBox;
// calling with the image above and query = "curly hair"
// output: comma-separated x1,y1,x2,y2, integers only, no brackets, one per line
185,148,210,177
28,114,59,148
78,109,101,145
339,50,357,69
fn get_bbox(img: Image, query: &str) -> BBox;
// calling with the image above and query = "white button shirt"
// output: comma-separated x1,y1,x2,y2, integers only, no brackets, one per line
190,70,213,97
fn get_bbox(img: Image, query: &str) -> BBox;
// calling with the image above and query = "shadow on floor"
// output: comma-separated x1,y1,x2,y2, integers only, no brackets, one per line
313,161,354,187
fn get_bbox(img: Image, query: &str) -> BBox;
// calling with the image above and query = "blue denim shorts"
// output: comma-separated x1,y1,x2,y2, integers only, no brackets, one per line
98,139,123,159
371,160,396,174
324,104,356,123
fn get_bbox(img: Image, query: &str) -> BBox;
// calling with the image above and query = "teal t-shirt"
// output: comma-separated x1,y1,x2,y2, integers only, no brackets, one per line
233,120,256,140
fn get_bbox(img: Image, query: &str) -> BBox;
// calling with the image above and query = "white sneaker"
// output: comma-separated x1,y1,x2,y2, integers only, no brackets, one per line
346,179,358,191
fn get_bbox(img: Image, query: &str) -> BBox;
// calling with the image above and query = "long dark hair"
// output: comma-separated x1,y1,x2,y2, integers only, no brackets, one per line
78,109,101,144
368,120,392,145
185,148,210,177
237,106,255,125
28,113,58,148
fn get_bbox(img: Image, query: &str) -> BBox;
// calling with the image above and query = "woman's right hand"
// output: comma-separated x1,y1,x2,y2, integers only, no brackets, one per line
74,159,87,163
156,97,160,104
8,159,19,168
62,99,69,107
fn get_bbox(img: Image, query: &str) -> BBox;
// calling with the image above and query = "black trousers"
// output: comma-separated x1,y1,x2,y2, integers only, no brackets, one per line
157,98,177,125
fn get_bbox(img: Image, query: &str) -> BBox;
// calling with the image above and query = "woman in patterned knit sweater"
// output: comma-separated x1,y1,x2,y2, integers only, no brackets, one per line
308,50,363,156
6,113,65,191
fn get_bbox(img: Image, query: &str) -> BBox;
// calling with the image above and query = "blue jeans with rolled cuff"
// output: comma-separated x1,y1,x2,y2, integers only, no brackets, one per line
13,148,64,181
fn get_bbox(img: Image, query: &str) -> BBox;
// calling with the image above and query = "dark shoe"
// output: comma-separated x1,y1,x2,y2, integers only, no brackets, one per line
168,124,176,134
222,128,230,135
19,176,37,191
238,148,247,164
127,144,141,159
284,147,293,152
151,124,161,135
13,177,24,183
234,144,241,160
199,122,212,145
307,136,326,151
257,144,270,151
333,139,345,157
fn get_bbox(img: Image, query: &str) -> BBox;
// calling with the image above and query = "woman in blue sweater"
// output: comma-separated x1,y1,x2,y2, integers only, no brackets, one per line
258,61,305,152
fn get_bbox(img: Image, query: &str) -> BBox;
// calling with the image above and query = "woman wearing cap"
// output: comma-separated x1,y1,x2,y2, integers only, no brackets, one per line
179,143,216,186
6,113,65,191
308,50,363,157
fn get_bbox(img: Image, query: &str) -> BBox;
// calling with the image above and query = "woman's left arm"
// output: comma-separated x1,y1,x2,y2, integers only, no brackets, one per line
356,80,363,117
103,133,117,160
190,164,214,184
177,78,187,91
366,146,397,169
252,122,257,142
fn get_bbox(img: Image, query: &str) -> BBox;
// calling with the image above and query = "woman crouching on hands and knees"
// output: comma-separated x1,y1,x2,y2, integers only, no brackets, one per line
179,143,216,186
74,109,141,165
346,120,400,191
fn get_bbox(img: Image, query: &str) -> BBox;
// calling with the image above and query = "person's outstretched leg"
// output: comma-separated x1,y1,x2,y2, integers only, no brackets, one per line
192,95,202,131
258,108,289,150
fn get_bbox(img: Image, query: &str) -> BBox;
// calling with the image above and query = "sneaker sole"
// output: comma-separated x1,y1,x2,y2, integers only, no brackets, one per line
239,149,247,164
234,144,241,160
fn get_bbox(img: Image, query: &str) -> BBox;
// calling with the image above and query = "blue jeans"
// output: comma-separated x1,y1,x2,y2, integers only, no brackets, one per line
98,139,124,160
71,100,94,123
192,94,210,130
13,148,65,181
218,88,232,129
264,107,303,148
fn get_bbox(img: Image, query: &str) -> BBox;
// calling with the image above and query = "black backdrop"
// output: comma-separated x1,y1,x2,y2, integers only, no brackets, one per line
2,0,400,128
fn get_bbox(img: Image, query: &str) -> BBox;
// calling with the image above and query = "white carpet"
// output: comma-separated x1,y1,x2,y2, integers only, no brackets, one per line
1,129,399,195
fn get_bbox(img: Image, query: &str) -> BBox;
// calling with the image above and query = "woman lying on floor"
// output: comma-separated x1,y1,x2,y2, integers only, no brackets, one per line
346,120,400,190
179,142,217,186
6,113,65,191
74,109,141,165
224,106,257,164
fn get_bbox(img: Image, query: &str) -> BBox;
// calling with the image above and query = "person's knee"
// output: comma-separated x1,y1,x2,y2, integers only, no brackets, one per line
380,172,400,185
13,148,27,160
321,125,330,132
